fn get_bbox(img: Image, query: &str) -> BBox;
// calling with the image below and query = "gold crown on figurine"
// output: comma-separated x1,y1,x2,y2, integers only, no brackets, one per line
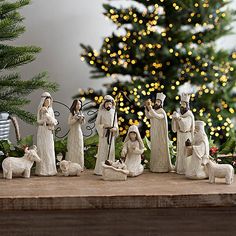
181,93,190,103
156,93,166,103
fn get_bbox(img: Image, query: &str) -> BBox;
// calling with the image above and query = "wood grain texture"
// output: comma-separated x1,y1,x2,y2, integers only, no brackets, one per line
0,208,236,236
1,170,236,210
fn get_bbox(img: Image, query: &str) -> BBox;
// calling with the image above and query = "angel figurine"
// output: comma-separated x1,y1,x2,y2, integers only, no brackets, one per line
66,99,85,170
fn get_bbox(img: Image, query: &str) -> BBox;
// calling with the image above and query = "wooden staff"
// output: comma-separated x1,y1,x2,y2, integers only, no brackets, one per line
106,93,122,160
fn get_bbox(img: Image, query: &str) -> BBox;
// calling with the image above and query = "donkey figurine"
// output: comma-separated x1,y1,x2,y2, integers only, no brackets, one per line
2,145,41,179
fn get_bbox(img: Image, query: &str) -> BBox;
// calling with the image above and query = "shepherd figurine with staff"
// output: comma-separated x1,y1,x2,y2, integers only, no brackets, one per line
94,95,119,175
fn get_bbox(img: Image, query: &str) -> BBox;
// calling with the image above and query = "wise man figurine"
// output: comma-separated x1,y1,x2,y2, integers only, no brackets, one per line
171,93,195,174
94,95,119,175
185,120,209,179
145,93,173,172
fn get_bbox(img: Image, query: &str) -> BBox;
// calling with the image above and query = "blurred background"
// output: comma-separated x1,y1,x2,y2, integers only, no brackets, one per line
11,0,236,140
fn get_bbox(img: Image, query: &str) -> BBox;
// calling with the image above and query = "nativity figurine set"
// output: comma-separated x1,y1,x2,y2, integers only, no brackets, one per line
2,92,234,185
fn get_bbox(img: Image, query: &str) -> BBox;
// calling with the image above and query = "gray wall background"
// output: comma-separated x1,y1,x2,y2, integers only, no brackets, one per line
10,0,236,141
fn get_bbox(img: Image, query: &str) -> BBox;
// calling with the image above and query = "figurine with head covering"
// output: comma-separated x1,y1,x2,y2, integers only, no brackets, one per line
145,93,173,172
35,92,58,176
185,120,209,179
171,93,195,174
121,125,144,177
94,95,119,175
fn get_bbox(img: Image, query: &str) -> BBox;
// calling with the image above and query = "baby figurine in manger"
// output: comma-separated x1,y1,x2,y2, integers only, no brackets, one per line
102,157,129,181
102,125,144,180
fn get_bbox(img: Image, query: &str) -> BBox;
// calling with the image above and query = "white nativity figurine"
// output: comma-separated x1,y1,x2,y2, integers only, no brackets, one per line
121,125,144,177
66,99,85,170
35,92,58,176
171,93,195,174
145,93,173,173
58,158,82,176
94,95,119,175
185,120,209,179
102,158,129,181
202,156,234,185
2,146,41,180
105,158,127,170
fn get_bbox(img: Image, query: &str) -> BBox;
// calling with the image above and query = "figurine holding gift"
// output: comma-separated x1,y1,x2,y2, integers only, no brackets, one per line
145,93,173,173
185,121,209,179
171,93,195,174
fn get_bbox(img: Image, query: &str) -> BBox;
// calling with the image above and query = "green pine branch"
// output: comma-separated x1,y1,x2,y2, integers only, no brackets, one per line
0,44,41,70
0,0,59,123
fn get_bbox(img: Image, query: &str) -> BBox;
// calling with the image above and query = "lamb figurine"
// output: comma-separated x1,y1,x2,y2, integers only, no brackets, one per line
40,106,58,130
202,156,234,185
58,159,82,176
2,145,41,180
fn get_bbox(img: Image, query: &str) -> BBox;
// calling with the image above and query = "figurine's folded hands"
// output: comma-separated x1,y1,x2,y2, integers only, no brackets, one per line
73,114,79,120
78,115,86,124
132,147,144,155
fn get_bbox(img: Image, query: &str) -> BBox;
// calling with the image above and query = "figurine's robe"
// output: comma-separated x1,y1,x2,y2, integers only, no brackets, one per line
172,110,194,174
145,108,173,172
185,133,209,179
121,140,144,177
66,112,85,170
35,107,57,176
94,108,118,175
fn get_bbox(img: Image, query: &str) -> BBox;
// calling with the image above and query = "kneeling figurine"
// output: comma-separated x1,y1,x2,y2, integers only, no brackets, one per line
121,125,144,177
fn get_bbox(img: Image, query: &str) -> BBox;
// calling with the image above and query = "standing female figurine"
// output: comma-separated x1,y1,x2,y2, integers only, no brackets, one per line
35,92,58,176
121,125,144,177
66,99,85,170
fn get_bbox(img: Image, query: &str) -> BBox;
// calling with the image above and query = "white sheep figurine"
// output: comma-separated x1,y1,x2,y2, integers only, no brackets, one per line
58,159,82,176
202,157,234,185
2,145,41,180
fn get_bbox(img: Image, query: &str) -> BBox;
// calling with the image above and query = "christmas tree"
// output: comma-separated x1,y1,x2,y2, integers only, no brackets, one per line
0,0,58,123
79,0,236,143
